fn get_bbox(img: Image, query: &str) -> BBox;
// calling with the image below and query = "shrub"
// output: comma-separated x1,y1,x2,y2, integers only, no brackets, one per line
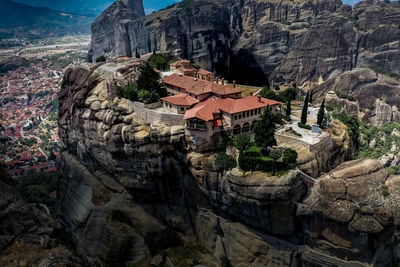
117,85,138,101
298,122,311,130
283,148,298,167
138,90,151,103
381,185,390,197
149,54,168,70
95,55,106,63
215,153,236,173
144,228,181,255
234,134,252,155
239,155,274,173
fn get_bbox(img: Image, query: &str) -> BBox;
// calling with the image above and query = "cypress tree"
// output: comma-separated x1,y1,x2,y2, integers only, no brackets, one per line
254,106,277,149
309,90,313,104
317,98,325,127
135,47,140,58
301,91,309,125
286,97,291,117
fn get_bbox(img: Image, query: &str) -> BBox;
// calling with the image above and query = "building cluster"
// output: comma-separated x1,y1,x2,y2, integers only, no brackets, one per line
161,60,283,136
0,61,61,178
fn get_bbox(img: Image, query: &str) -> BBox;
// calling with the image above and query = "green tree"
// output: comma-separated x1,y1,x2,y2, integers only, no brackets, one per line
215,153,237,173
234,134,251,156
286,97,291,117
135,47,140,58
117,85,138,101
149,54,168,70
283,148,298,168
96,55,106,63
138,90,151,103
137,62,167,103
254,106,277,149
317,98,325,127
301,91,309,125
309,90,313,104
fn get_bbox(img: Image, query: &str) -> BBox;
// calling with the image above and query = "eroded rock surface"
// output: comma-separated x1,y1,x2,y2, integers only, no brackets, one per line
57,62,400,266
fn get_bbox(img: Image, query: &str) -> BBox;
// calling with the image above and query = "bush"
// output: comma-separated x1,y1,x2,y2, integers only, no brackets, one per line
96,55,106,63
298,122,312,130
149,54,168,70
239,154,274,173
215,153,236,173
234,134,252,155
117,85,138,101
144,228,181,255
283,148,298,167
138,90,151,103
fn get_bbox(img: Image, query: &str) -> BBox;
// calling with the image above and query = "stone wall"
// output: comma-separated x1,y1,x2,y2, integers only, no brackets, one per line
131,101,184,126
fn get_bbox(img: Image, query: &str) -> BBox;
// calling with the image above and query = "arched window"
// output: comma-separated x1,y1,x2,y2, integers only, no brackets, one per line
233,125,241,135
242,122,250,133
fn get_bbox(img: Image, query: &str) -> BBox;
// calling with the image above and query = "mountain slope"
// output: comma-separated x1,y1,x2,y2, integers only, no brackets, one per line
0,0,95,38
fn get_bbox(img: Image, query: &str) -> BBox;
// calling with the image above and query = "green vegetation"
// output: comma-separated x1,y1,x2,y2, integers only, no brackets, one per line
260,86,297,104
358,121,400,160
234,134,252,156
117,85,138,100
371,66,400,81
95,55,106,63
118,62,167,104
254,106,277,149
301,91,309,125
148,54,168,70
298,122,311,130
333,113,360,151
144,228,181,256
135,47,140,58
317,99,325,128
215,153,236,173
381,184,390,197
16,171,57,216
335,90,355,101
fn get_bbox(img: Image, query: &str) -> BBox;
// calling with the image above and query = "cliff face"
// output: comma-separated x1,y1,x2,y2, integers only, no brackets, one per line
57,61,400,266
89,0,400,88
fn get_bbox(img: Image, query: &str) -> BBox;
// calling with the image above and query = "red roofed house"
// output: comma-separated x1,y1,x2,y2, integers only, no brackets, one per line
184,96,283,135
160,94,199,114
196,69,215,81
163,74,241,101
170,60,197,77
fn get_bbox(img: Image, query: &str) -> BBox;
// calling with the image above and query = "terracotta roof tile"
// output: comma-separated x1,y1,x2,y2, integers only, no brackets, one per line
164,74,241,97
161,94,199,106
184,96,283,121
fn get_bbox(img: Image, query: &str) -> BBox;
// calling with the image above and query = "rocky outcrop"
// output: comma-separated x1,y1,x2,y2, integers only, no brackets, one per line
89,0,400,91
298,159,400,265
57,61,400,266
325,90,360,117
0,179,89,267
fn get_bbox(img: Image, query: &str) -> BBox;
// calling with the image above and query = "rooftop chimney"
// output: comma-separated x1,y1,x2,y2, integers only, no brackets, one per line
233,80,236,88
250,92,253,96
216,77,219,84
258,96,261,102
222,77,225,85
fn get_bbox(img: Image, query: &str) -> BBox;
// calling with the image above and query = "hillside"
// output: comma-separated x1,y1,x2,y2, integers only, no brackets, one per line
0,0,95,38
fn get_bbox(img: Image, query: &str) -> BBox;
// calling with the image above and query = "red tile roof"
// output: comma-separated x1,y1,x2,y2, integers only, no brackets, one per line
161,94,199,106
184,96,283,121
164,74,241,97
170,59,191,67
197,69,213,76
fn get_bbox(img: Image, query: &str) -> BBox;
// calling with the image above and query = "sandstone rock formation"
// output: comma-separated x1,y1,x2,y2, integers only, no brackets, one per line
298,158,400,265
89,0,400,89
0,179,89,267
56,61,400,266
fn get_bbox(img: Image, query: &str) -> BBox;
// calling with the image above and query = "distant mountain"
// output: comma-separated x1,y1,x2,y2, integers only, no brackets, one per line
0,0,96,39
13,0,113,14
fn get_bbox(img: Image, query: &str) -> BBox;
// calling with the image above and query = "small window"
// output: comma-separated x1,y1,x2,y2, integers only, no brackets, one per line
181,107,184,111
239,115,241,119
